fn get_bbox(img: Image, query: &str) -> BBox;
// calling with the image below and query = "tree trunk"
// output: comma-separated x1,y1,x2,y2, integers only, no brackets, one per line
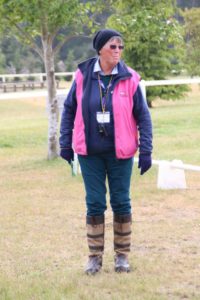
42,38,58,159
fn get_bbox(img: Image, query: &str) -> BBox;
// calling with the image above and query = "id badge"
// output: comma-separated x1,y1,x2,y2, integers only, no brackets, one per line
96,112,110,123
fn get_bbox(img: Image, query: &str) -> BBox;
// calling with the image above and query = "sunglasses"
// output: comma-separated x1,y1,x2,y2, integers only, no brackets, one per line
109,45,124,50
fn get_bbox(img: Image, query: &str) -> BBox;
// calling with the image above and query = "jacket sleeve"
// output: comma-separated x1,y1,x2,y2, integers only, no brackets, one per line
59,80,77,149
133,84,153,154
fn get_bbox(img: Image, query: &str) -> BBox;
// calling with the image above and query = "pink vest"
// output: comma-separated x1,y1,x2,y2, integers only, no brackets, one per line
72,67,140,159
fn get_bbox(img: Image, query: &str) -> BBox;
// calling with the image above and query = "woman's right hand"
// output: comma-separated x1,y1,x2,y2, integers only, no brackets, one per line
60,148,74,165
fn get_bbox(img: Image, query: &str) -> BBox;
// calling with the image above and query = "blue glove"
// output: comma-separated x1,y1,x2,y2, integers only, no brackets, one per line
60,148,74,165
138,153,152,175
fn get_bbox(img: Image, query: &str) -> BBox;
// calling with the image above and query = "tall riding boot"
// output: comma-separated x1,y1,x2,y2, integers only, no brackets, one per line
85,215,105,275
113,214,132,272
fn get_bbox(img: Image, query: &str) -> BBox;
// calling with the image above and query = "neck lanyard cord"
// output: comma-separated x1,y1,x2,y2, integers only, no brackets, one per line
97,73,113,113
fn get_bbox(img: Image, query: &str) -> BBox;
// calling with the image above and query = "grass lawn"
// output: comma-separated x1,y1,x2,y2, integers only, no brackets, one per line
0,87,200,300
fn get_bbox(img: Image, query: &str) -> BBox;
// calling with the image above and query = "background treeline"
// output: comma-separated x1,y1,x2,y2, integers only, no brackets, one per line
0,36,94,73
0,0,199,75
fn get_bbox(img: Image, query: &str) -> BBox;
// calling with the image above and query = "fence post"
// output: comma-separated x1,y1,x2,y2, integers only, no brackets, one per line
39,74,43,83
139,79,147,101
157,160,187,189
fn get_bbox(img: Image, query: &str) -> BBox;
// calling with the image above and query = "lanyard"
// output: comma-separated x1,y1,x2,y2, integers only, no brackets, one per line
97,73,113,113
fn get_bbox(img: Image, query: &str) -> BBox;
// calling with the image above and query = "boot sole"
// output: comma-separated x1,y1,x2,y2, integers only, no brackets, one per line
115,266,130,273
85,268,101,275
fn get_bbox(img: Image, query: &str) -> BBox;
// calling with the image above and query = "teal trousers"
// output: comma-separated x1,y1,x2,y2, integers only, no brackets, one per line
78,152,133,216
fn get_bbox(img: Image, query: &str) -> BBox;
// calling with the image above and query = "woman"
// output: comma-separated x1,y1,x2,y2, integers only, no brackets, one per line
60,29,153,275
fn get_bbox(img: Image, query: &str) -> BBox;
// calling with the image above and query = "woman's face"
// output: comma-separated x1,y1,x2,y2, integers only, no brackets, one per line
99,38,124,67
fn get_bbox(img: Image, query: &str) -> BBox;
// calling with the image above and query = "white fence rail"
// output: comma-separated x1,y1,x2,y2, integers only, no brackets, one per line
1,73,200,85
0,72,75,83
144,78,200,86
140,77,200,99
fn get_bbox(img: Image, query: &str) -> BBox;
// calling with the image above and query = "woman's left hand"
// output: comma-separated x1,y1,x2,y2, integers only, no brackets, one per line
138,153,152,175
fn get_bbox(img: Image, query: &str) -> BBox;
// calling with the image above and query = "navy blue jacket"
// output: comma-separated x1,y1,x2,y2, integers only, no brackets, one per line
60,58,153,156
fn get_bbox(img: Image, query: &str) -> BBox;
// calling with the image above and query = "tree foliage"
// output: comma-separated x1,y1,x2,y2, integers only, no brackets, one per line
107,0,188,105
0,41,6,73
0,0,85,58
0,36,43,73
183,8,200,76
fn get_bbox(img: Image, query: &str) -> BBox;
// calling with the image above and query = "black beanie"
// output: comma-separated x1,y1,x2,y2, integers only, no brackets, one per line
93,29,122,53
